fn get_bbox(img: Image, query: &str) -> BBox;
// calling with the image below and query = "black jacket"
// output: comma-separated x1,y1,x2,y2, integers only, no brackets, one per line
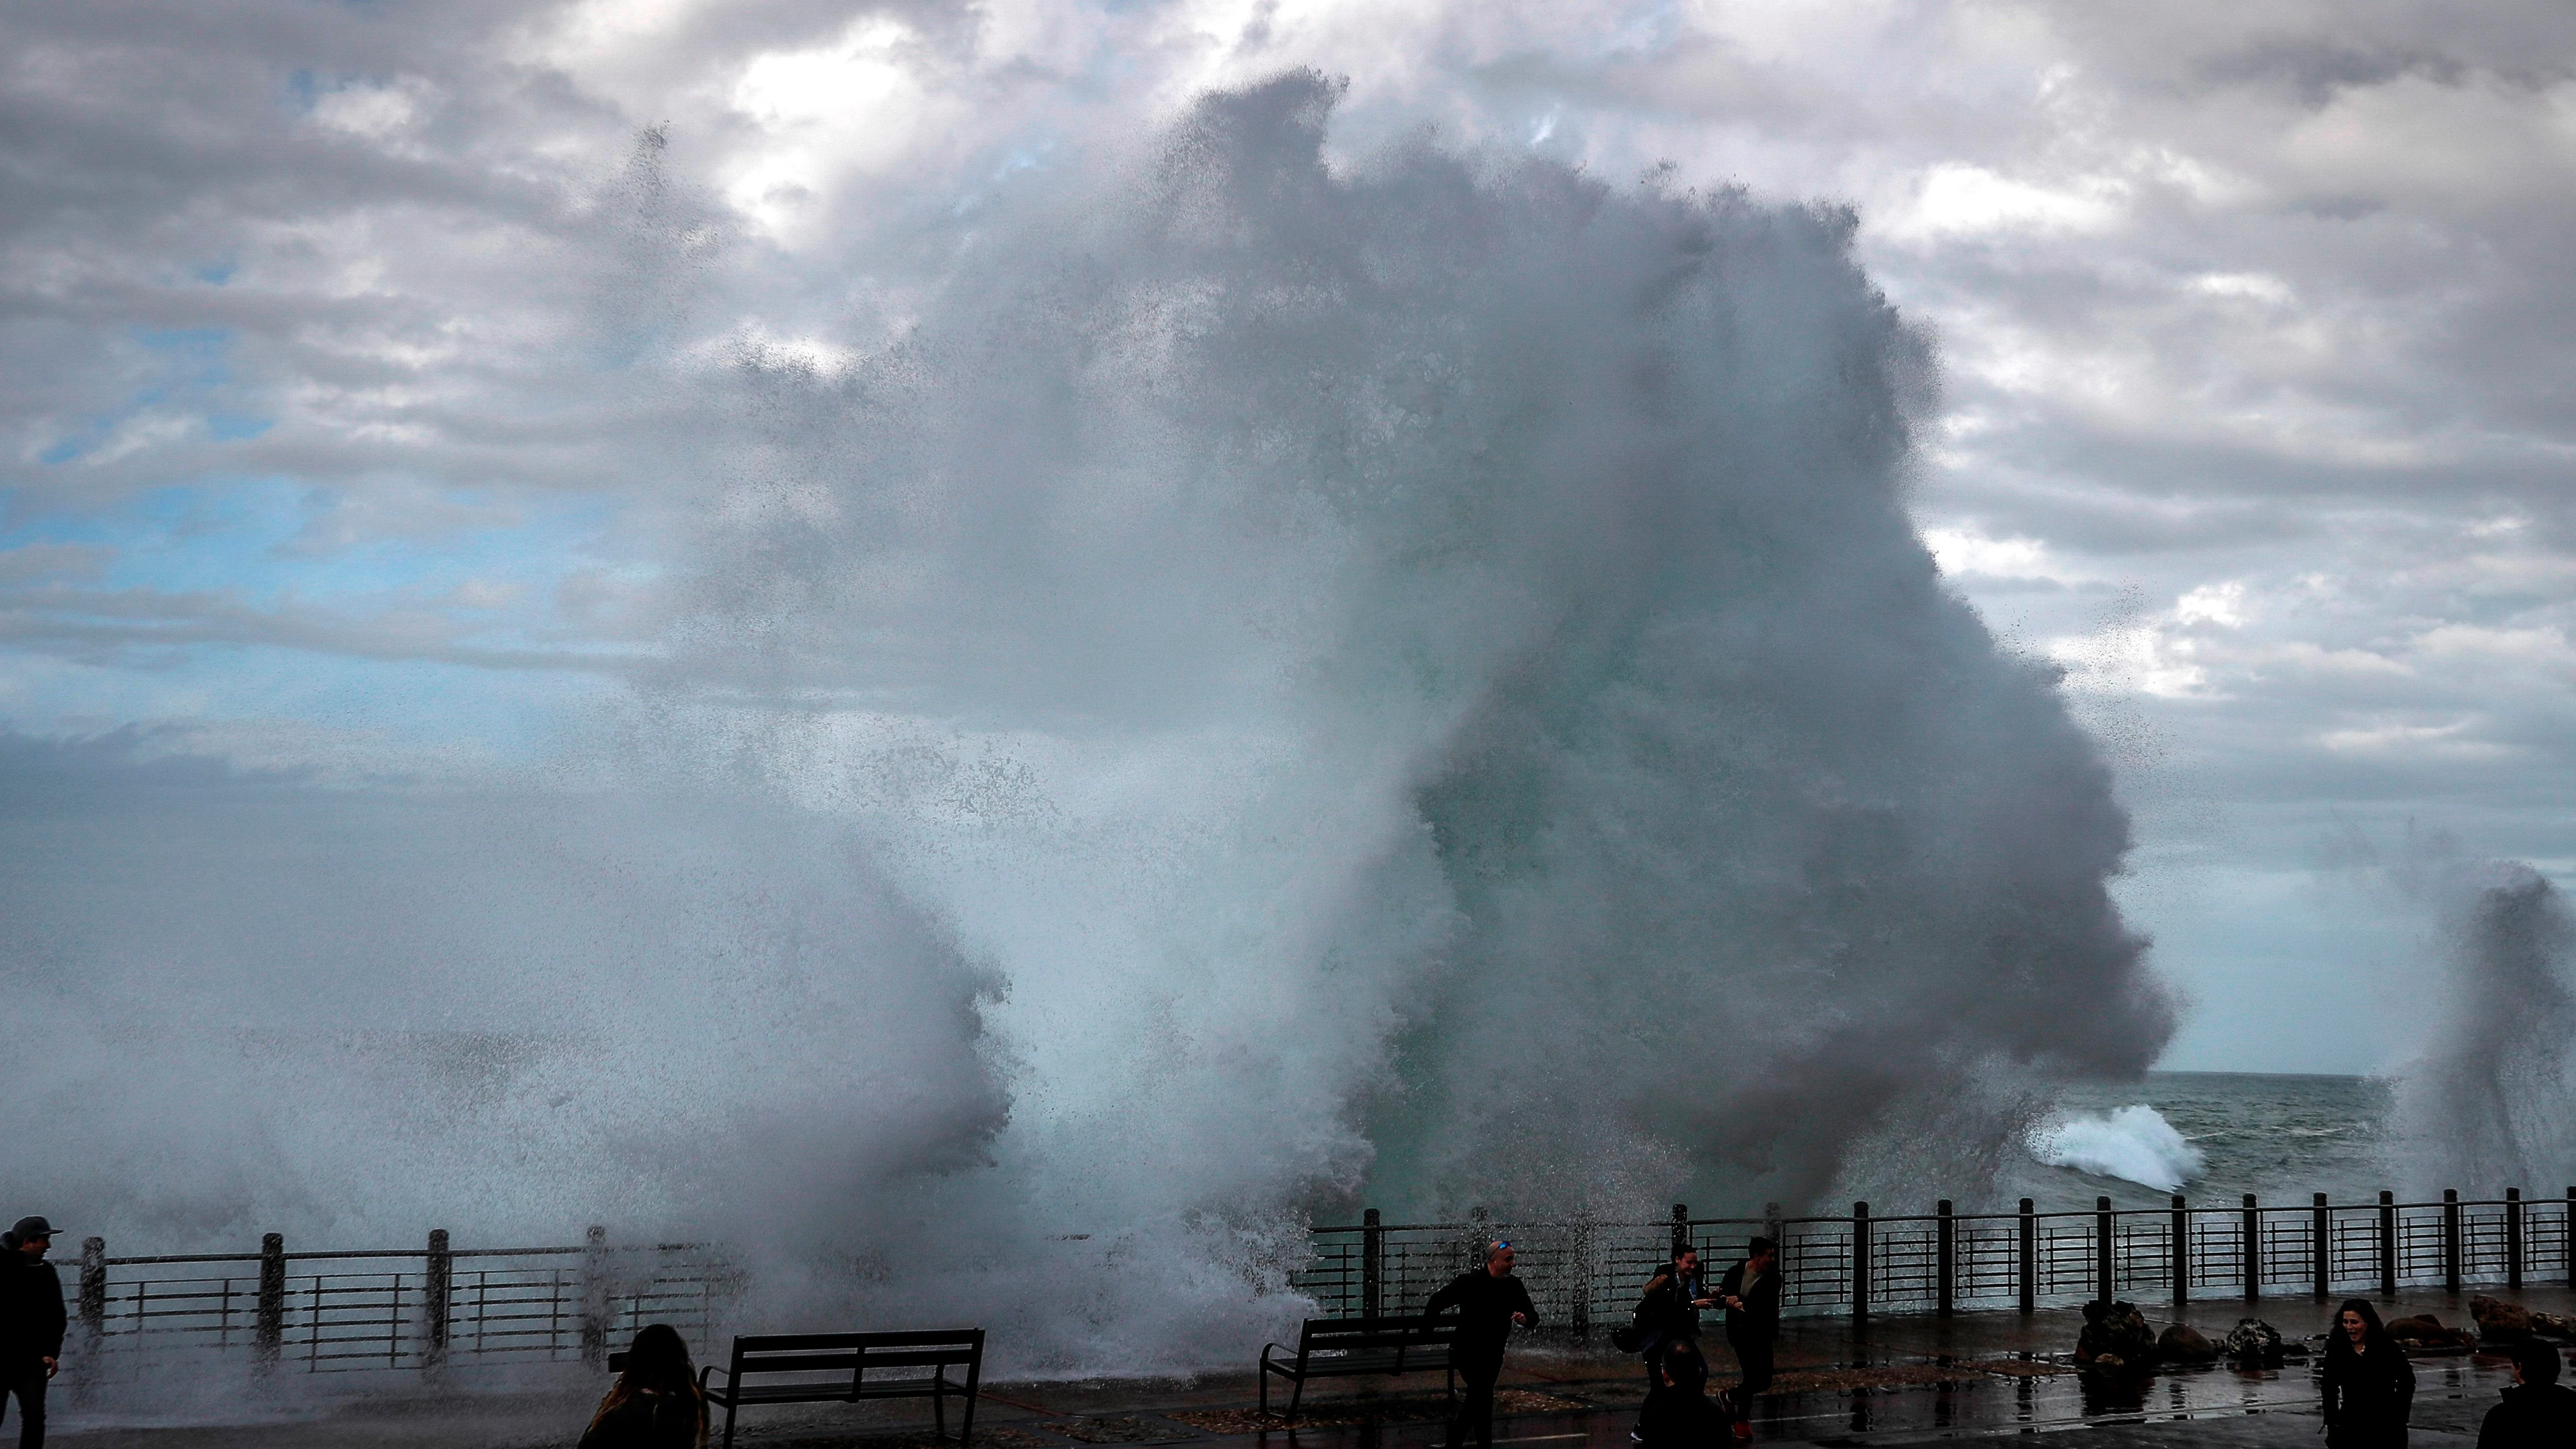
1636,1383,1726,1449
0,1254,65,1364
1424,1270,1539,1358
2321,1339,2415,1448
2477,1382,2576,1449
1637,1267,1705,1353
1717,1260,1778,1346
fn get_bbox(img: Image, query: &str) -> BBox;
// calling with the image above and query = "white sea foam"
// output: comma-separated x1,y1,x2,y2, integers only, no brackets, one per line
2031,1105,2206,1191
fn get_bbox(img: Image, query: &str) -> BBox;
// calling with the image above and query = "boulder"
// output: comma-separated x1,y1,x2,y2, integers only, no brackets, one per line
2473,1296,2534,1341
2158,1324,2220,1363
2386,1314,2446,1343
2221,1318,2285,1366
2077,1300,2158,1366
2387,1314,2477,1349
2532,1312,2576,1342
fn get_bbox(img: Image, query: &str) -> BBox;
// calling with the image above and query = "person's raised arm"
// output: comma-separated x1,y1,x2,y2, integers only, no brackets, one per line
1424,1275,1464,1320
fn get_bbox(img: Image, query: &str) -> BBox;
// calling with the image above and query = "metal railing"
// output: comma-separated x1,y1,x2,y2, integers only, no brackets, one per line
61,1227,729,1380
53,1184,2573,1383
1293,1187,2576,1325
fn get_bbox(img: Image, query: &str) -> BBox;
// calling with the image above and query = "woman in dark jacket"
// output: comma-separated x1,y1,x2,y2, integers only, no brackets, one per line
579,1323,709,1449
2321,1299,2414,1449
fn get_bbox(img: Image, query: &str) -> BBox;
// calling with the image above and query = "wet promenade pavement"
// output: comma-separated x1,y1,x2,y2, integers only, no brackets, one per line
52,1286,2570,1449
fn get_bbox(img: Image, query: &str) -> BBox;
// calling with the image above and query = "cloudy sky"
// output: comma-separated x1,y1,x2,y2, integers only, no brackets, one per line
6,0,2572,1074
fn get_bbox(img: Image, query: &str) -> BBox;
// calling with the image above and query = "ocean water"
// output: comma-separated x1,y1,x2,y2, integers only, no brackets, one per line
2023,1072,2397,1211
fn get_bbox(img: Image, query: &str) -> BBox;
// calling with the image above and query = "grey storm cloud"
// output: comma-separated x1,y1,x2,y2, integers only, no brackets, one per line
1,0,2573,1068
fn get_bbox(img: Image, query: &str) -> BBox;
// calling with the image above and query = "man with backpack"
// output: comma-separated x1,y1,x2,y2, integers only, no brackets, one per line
1627,1246,1716,1440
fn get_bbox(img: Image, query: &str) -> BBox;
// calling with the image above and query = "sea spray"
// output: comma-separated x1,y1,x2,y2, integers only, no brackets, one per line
683,72,2176,1222
0,74,2178,1370
2391,855,2576,1193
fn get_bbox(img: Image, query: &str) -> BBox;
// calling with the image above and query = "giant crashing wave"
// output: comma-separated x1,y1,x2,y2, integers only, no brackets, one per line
0,73,2173,1370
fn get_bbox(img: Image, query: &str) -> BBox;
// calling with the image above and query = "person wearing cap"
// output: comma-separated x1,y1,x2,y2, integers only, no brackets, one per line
0,1216,64,1449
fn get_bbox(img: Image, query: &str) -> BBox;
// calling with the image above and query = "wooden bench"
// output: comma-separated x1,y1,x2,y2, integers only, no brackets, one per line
1258,1315,1460,1421
692,1329,985,1449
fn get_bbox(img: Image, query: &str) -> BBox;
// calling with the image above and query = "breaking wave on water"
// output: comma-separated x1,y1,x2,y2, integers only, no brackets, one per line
2030,1105,2206,1193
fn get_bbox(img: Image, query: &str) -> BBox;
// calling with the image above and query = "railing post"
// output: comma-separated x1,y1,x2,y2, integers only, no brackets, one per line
1361,1208,1383,1318
2567,1187,2576,1290
256,1233,286,1370
2242,1195,2261,1301
78,1237,106,1351
424,1229,451,1371
1764,1202,1784,1249
2313,1194,2331,1298
580,1225,609,1366
1671,1203,1690,1262
1851,1202,1870,1322
1570,1216,1592,1336
2379,1191,2398,1298
2095,1196,2114,1302
2508,1190,2525,1290
2171,1197,2189,1306
1468,1206,1489,1272
2017,1198,2037,1314
2443,1190,2462,1295
1936,1201,1955,1317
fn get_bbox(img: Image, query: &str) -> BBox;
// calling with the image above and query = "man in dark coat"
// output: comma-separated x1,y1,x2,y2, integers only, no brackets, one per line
1424,1240,1539,1449
0,1216,65,1449
1716,1236,1780,1442
2478,1340,2576,1448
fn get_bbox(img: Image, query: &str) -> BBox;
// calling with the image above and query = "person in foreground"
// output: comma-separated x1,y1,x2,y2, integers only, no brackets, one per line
1637,1339,1726,1449
0,1217,65,1449
1715,1236,1779,1442
2478,1339,2576,1447
2321,1298,2414,1449
579,1323,709,1449
1425,1240,1539,1449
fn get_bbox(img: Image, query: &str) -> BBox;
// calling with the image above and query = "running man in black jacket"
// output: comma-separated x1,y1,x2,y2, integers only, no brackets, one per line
0,1217,65,1449
1424,1241,1539,1449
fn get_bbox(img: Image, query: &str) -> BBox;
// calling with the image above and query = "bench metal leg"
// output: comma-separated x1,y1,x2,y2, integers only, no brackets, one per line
961,1369,980,1448
722,1398,739,1449
935,1377,948,1440
1259,1368,1270,1418
1288,1375,1307,1424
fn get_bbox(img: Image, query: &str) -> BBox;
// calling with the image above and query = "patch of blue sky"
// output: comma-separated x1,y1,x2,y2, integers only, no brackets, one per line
0,640,618,768
145,480,616,612
35,326,254,465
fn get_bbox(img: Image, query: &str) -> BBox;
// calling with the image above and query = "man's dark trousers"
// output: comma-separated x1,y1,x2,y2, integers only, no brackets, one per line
1728,1336,1773,1408
0,1363,43,1449
1448,1349,1503,1449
